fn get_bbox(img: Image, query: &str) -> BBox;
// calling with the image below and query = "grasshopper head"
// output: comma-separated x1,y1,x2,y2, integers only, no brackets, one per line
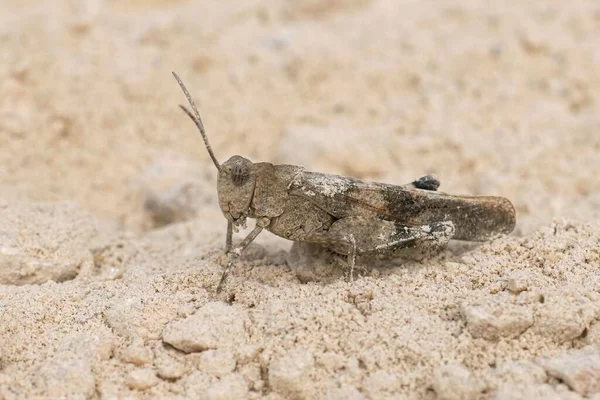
217,155,257,226
172,72,257,227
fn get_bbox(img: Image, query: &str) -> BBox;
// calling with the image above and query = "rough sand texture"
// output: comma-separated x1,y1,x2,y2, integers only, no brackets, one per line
1,1,599,399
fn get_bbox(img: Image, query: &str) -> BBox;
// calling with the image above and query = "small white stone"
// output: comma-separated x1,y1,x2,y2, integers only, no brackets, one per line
461,255,476,265
120,338,153,366
506,271,529,294
125,368,159,390
461,298,533,340
155,355,187,380
537,346,600,397
494,360,547,385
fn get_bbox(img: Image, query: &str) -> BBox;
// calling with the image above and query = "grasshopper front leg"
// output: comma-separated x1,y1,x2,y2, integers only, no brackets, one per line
217,217,270,293
225,220,233,253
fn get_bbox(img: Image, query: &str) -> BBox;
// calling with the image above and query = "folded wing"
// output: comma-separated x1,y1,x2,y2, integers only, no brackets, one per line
288,171,516,241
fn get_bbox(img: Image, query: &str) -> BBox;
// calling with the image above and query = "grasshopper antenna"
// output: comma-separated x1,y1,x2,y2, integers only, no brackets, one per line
172,71,222,173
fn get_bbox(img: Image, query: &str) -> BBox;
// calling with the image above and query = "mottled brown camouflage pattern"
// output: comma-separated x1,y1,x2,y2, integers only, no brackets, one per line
173,73,516,292
212,156,515,291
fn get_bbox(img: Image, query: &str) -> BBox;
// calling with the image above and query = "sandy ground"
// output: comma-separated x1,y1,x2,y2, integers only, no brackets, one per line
1,0,599,399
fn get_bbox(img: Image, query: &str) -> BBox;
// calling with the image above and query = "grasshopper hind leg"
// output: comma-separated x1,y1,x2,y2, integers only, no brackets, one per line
320,217,455,261
386,220,455,260
300,217,455,280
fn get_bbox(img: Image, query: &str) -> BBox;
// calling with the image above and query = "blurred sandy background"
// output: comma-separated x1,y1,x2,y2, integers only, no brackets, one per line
0,0,599,399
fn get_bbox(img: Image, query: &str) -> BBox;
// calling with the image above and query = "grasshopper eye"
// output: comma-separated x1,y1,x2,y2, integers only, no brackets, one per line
231,163,250,186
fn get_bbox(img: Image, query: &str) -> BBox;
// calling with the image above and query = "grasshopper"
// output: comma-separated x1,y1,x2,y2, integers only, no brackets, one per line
172,72,516,293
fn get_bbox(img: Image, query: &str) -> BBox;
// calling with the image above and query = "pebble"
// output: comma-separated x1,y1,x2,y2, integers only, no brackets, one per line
155,354,187,380
125,368,159,390
461,298,533,340
506,271,529,294
537,346,600,397
120,338,153,366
